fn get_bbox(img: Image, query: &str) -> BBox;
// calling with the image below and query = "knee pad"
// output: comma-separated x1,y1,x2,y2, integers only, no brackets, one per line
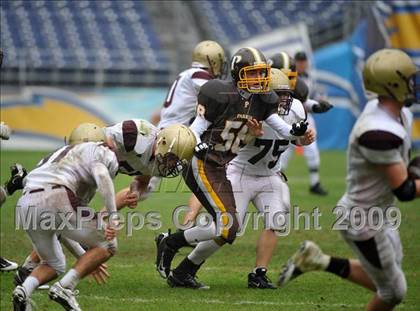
378,271,407,305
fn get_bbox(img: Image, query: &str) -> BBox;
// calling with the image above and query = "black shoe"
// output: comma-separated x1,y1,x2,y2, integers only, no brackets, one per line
167,271,209,290
155,231,177,279
248,268,276,289
14,267,32,286
309,183,328,196
0,256,18,272
5,164,27,195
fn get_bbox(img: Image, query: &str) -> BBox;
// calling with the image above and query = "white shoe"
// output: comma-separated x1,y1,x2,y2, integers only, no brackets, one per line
49,282,81,311
0,256,18,271
278,240,330,287
12,285,32,311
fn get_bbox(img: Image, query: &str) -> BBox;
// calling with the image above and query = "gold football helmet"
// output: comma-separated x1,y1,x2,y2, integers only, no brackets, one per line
363,49,418,106
192,40,226,78
269,51,298,89
154,124,196,177
270,68,293,115
68,123,105,145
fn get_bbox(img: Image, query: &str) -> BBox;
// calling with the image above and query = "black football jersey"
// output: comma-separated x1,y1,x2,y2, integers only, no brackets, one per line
197,79,279,166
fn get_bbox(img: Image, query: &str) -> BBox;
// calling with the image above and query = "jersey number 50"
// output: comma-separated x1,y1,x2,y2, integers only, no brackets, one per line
214,120,248,154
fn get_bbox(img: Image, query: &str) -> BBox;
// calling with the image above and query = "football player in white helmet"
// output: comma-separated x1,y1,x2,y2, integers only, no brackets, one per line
278,49,420,311
13,121,197,295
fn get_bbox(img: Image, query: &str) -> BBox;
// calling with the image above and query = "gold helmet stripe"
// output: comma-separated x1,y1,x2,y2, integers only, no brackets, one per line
246,47,263,64
280,52,289,70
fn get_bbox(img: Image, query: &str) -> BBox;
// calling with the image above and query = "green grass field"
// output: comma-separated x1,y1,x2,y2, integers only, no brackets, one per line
1,150,419,310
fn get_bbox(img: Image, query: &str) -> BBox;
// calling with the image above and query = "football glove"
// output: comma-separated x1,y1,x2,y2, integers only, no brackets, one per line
5,163,27,195
312,100,333,113
0,122,11,140
194,142,213,159
290,121,308,137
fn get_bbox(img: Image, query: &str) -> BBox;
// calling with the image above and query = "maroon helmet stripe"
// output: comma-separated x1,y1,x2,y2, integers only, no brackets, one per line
192,71,213,80
122,120,138,152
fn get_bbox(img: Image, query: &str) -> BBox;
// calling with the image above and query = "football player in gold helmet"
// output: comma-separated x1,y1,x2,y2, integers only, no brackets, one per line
278,49,419,311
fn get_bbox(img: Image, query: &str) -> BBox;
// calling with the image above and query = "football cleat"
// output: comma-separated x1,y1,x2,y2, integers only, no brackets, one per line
248,268,276,289
155,231,177,279
14,267,31,286
13,267,49,290
309,182,328,196
0,256,18,272
12,285,32,311
278,240,329,287
167,271,209,290
49,282,81,311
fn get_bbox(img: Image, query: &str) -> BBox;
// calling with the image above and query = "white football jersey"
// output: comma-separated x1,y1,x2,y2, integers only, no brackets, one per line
340,99,412,210
229,99,306,176
158,67,213,129
104,119,159,176
24,142,118,204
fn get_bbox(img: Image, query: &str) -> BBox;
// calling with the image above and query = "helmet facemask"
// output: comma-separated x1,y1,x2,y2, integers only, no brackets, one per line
406,70,420,106
237,63,271,93
155,152,186,178
276,90,293,115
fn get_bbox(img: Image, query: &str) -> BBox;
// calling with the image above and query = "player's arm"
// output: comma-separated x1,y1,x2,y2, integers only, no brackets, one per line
380,162,420,200
304,98,333,114
358,130,419,201
129,175,152,202
91,162,118,222
265,113,308,139
190,114,211,143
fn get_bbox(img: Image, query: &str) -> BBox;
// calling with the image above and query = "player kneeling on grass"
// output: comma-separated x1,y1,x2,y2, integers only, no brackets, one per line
278,49,420,311
13,138,120,311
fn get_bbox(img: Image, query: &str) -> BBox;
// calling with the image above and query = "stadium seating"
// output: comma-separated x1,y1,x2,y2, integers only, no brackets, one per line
192,0,352,46
0,0,168,71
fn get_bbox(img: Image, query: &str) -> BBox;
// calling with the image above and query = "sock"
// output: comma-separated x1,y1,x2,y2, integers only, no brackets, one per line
22,255,39,270
326,257,350,278
174,257,201,277
188,240,221,265
22,276,39,297
59,268,80,290
166,231,189,250
183,221,216,245
309,167,320,187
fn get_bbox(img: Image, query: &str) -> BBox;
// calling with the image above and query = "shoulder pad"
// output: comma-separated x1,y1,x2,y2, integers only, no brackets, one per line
200,79,232,103
259,90,278,105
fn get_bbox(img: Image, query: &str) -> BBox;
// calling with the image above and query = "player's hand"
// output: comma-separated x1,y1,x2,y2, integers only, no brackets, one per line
247,118,264,137
194,142,212,159
0,122,11,140
124,191,139,209
105,218,119,241
290,121,308,136
88,263,110,285
300,128,316,145
312,100,333,113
